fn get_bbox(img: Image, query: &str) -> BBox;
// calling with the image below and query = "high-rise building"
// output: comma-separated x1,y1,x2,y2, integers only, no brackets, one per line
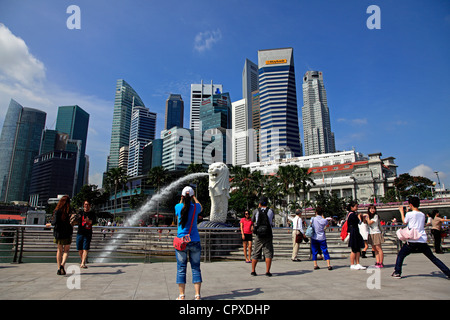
190,80,223,131
251,90,261,162
257,48,302,161
107,79,145,171
242,59,259,128
0,99,46,202
165,94,184,130
55,105,89,193
232,98,254,166
127,105,157,177
302,71,336,156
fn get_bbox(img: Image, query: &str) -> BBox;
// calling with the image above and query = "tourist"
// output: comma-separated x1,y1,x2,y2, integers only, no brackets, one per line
251,196,274,277
366,205,385,267
174,186,202,300
291,209,304,262
46,195,73,275
428,209,450,254
347,201,366,270
240,210,253,263
77,200,96,268
311,207,332,270
359,212,369,258
392,197,450,279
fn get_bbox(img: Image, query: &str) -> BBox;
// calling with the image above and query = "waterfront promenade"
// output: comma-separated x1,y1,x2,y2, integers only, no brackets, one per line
1,253,449,300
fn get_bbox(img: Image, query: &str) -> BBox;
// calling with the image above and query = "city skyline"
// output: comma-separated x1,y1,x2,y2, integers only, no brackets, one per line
0,1,449,189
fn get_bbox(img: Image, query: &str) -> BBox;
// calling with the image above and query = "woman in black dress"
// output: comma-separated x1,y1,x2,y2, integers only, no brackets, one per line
347,201,366,270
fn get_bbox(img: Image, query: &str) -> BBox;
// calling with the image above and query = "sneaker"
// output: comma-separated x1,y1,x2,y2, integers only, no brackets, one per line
251,271,257,276
265,272,272,277
391,272,402,279
355,264,366,270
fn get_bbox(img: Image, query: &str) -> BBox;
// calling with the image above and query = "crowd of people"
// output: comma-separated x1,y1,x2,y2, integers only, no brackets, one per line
47,190,450,300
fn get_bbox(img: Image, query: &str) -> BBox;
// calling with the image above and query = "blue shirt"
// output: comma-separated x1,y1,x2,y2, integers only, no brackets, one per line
311,215,329,241
175,202,201,242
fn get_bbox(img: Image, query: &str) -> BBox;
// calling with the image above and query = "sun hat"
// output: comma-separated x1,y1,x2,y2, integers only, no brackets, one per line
182,186,194,197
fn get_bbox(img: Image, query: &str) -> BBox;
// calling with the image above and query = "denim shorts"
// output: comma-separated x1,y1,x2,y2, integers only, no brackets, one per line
175,241,202,284
76,233,92,250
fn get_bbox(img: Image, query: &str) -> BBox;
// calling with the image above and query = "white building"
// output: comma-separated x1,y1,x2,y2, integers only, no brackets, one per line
189,81,223,131
232,98,254,166
244,150,398,204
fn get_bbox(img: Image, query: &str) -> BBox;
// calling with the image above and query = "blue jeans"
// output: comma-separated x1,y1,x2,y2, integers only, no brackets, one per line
311,238,330,261
394,242,450,276
175,241,202,284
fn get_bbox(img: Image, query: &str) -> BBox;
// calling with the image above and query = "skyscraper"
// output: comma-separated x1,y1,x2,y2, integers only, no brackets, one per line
302,71,336,156
56,105,89,193
0,99,46,202
257,48,302,161
165,94,184,130
190,80,223,131
127,105,157,177
107,79,145,171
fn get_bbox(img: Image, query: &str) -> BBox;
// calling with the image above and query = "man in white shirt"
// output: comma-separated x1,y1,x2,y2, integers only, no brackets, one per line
392,196,450,279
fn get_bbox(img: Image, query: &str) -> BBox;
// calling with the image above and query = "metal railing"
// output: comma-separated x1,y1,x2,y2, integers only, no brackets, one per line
0,224,447,264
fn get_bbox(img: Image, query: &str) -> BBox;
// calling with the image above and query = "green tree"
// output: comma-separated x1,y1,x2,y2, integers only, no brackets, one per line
105,167,129,218
394,173,434,200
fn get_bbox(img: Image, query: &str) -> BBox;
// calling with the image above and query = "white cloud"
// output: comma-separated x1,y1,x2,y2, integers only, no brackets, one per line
337,118,368,125
409,164,447,183
193,29,222,53
0,23,112,188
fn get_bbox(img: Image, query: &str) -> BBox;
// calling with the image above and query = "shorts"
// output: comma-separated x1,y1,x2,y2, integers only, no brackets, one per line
54,238,72,245
242,233,253,242
76,233,92,250
252,236,274,260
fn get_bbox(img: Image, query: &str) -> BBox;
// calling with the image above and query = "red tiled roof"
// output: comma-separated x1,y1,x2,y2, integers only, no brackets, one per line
0,214,24,221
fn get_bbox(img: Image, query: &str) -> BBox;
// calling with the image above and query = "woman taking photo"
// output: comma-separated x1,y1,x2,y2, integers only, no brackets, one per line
174,186,202,300
46,195,73,275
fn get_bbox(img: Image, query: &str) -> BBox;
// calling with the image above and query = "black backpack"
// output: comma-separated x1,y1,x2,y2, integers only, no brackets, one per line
254,208,272,237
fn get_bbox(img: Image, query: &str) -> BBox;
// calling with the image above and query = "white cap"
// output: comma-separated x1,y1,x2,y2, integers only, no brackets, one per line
182,186,194,197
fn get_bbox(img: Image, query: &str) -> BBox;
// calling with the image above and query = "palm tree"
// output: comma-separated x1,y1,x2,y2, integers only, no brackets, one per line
292,166,315,210
105,167,129,219
146,166,170,225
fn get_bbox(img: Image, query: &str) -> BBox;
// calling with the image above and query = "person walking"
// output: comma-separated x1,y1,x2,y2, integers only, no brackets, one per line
291,209,304,262
366,205,384,268
46,195,73,275
347,201,366,270
428,209,450,254
392,197,450,279
240,210,253,263
251,196,274,277
76,200,96,268
311,207,332,270
174,186,202,300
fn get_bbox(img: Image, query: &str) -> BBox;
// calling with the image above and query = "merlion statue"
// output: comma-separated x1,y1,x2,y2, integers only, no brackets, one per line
208,162,230,224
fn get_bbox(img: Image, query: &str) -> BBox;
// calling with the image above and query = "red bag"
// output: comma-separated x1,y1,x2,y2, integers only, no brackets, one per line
340,212,351,241
173,204,196,251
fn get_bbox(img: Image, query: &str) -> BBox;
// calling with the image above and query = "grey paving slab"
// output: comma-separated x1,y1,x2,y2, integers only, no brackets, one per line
0,254,449,300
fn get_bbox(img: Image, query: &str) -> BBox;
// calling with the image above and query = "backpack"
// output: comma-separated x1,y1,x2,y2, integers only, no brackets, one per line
254,208,272,237
340,212,351,241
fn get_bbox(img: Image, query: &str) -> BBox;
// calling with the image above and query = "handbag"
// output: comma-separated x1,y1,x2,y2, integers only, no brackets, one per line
70,212,81,226
305,218,315,238
173,204,196,251
295,231,304,243
396,226,420,241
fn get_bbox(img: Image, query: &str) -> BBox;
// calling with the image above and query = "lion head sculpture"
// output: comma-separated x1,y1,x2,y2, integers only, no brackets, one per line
208,162,230,223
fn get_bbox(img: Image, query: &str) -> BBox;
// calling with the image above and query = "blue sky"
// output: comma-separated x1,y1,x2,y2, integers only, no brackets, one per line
0,0,449,189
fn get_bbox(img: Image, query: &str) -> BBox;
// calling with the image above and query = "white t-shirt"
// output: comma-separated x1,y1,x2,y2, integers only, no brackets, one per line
404,210,427,243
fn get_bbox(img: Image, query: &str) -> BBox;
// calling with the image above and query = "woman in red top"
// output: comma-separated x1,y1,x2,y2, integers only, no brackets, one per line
240,210,254,263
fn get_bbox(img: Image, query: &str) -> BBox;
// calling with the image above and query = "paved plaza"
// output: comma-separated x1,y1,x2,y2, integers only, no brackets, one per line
0,253,449,301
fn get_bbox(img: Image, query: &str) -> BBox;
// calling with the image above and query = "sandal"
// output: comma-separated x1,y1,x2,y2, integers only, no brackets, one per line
195,294,201,300
176,294,185,300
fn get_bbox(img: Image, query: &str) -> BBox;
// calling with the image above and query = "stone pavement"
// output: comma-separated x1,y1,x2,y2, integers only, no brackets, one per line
0,254,449,301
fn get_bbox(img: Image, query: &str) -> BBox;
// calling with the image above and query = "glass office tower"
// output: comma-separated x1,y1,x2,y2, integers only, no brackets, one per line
165,94,184,130
127,105,157,177
257,48,302,161
107,79,145,171
0,99,46,202
56,105,89,193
